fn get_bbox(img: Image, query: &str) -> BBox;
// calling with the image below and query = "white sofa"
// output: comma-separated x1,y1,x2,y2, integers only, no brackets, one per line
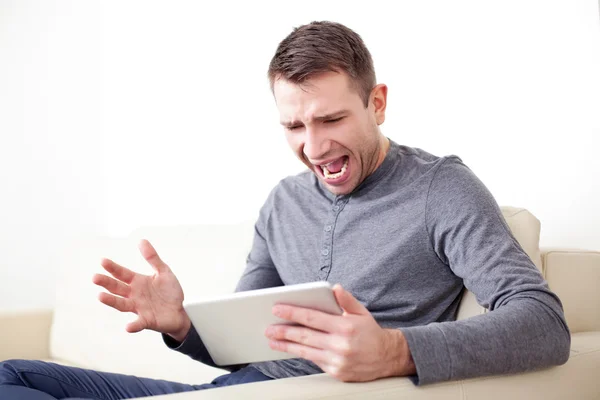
1,206,599,399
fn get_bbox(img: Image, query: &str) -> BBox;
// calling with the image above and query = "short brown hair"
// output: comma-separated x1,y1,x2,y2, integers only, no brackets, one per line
268,21,376,107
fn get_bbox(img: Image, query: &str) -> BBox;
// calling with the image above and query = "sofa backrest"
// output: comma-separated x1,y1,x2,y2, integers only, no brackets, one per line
543,249,600,333
456,206,542,320
50,221,255,385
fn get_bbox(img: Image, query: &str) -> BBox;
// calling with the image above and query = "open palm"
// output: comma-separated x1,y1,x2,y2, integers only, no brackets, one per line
93,239,190,338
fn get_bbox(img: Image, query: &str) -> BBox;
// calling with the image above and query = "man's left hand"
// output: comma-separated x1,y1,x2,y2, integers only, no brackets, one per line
265,284,416,382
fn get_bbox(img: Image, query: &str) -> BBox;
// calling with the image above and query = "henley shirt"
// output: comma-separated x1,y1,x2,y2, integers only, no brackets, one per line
165,140,570,385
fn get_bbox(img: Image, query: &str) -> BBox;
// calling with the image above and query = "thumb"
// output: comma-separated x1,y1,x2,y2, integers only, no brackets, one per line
126,317,146,333
138,239,169,274
333,284,369,316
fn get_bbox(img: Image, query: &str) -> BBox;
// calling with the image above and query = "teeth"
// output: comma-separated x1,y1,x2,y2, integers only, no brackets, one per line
321,158,348,180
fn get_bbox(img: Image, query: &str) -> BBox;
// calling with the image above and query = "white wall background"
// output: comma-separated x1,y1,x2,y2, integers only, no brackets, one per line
0,1,106,311
1,0,599,311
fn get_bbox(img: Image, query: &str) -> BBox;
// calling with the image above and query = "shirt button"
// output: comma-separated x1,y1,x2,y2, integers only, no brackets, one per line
324,225,332,232
333,205,340,212
321,249,329,256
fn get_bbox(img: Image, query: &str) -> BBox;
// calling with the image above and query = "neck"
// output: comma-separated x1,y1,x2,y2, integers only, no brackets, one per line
378,135,390,166
371,134,390,173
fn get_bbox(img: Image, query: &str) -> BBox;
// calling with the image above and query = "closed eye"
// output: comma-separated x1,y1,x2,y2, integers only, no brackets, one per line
286,116,344,131
325,117,344,124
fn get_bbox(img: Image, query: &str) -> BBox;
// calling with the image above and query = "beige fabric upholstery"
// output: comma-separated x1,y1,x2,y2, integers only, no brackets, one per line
455,290,486,321
457,206,542,320
0,310,52,361
500,207,543,270
543,249,600,333
152,374,466,400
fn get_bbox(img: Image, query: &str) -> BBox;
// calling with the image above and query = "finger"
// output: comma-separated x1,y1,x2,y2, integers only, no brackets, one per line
138,239,169,274
92,273,131,298
273,305,341,333
125,318,146,333
333,284,369,316
267,325,355,356
268,339,331,364
266,325,331,350
101,258,135,284
98,292,135,313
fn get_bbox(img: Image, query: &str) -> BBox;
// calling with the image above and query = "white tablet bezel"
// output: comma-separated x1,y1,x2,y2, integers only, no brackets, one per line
183,281,343,366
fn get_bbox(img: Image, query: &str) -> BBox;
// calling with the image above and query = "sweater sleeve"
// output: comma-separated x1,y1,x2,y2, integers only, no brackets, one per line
400,156,571,385
162,324,226,369
235,184,284,292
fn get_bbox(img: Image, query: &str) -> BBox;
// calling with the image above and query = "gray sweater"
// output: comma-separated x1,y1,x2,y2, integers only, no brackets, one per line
165,140,570,385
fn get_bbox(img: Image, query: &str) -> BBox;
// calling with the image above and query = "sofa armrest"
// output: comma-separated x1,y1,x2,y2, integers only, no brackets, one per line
0,309,53,361
153,374,464,400
541,248,600,333
147,332,600,400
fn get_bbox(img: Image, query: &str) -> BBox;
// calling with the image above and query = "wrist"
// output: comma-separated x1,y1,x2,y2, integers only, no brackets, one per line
383,329,416,377
169,313,191,343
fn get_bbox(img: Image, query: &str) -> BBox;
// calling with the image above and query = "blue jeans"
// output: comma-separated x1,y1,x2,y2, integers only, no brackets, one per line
0,359,272,399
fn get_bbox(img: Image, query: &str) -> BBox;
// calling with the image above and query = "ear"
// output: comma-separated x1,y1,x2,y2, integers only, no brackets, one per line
370,84,388,125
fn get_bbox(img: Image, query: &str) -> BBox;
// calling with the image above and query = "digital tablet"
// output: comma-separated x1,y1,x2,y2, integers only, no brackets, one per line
183,281,343,366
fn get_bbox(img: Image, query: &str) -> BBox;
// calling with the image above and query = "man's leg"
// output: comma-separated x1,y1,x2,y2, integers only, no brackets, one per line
1,359,273,399
63,366,273,399
192,365,273,390
0,359,263,399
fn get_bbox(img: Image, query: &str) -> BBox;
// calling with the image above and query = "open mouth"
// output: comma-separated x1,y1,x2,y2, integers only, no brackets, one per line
318,156,350,183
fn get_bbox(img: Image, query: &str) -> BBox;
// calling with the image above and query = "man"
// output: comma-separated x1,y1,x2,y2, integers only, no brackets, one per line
0,21,570,399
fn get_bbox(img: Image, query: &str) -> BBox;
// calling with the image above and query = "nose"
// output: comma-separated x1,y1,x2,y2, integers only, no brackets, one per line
303,126,331,162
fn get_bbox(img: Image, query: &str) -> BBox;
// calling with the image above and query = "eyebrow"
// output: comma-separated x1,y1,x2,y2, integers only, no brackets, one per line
280,110,349,128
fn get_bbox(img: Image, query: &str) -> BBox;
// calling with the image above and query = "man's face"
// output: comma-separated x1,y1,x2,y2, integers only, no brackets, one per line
274,71,386,196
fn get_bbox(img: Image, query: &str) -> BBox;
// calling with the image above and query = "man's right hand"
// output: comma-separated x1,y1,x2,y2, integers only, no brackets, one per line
93,239,191,342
